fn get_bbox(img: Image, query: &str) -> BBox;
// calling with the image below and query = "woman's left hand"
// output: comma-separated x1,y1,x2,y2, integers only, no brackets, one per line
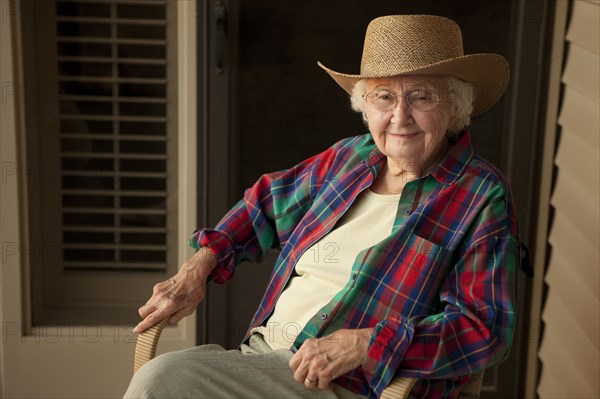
289,328,374,390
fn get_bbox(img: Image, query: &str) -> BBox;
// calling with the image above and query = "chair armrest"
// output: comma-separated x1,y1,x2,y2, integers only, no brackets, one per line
380,371,484,399
133,317,169,373
380,377,417,399
132,319,417,398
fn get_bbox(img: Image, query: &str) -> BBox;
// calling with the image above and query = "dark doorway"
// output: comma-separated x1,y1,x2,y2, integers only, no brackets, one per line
198,1,552,398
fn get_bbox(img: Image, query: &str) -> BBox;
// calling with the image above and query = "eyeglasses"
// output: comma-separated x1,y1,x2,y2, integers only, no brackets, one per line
362,89,441,112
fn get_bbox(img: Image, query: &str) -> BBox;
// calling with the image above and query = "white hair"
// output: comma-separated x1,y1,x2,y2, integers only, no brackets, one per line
350,76,474,135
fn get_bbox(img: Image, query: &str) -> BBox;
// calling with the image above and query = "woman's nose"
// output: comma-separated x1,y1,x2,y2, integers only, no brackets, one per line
391,96,413,126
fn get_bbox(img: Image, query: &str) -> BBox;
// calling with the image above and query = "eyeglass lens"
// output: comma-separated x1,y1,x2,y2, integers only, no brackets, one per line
365,89,440,111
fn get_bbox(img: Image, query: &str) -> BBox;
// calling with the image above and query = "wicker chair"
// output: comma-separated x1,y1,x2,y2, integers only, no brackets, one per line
133,318,481,399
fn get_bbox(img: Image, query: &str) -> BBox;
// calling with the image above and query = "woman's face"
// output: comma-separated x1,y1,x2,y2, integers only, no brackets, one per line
364,75,456,172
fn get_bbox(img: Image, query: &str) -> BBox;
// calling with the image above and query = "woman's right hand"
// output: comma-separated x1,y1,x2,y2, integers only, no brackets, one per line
133,247,218,333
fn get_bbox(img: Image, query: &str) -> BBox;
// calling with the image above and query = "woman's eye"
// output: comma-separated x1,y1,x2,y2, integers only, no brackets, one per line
409,91,434,103
375,92,394,101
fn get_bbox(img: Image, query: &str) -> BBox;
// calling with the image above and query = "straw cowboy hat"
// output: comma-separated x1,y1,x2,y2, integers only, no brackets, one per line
318,15,509,116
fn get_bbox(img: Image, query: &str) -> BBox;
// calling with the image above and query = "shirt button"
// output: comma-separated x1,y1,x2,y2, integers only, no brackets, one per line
351,273,357,280
320,313,328,320
404,209,412,215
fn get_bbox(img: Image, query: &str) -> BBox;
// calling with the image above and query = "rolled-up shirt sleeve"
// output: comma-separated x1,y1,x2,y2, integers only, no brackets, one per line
189,145,339,284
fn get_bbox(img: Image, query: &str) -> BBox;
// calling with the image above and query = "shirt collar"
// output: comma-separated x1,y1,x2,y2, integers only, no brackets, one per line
366,147,385,168
430,130,474,185
365,129,474,185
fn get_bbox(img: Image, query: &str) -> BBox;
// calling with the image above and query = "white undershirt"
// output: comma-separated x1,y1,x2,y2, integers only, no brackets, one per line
254,188,401,350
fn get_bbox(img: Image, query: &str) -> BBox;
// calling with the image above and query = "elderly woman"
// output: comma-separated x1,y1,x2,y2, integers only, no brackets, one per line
126,15,519,399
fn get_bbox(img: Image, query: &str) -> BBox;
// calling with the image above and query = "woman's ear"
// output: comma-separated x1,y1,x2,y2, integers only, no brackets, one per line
446,101,463,134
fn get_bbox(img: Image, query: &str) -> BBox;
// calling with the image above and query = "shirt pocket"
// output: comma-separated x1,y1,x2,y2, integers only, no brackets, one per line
371,232,452,318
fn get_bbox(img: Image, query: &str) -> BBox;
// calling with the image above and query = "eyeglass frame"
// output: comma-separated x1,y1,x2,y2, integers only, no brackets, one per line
361,88,449,112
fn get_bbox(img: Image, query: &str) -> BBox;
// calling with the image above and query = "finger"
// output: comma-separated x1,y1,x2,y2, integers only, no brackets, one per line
304,376,319,390
319,353,354,390
134,307,173,333
291,356,311,384
317,377,332,390
140,280,175,318
308,355,329,382
302,362,320,391
138,305,147,319
138,301,157,319
292,361,308,384
289,351,302,372
133,311,160,333
139,292,173,316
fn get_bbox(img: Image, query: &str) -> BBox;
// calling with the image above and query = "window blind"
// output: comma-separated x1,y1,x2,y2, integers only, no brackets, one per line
537,1,600,398
55,0,172,272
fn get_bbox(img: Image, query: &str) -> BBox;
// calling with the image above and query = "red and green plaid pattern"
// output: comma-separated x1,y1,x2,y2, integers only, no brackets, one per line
191,131,519,399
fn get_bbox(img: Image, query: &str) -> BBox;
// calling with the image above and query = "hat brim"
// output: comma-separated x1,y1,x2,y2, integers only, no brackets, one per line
318,53,509,116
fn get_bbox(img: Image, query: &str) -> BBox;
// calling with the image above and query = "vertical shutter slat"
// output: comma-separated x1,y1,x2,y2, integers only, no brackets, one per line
548,212,600,299
566,0,600,53
539,301,598,397
553,128,600,203
557,87,600,149
544,248,599,351
562,44,600,103
549,168,599,242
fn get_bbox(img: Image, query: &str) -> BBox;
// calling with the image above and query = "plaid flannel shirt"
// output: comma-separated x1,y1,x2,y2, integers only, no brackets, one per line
191,130,519,398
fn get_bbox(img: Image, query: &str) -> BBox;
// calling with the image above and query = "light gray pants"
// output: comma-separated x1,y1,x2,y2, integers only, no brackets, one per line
124,333,366,399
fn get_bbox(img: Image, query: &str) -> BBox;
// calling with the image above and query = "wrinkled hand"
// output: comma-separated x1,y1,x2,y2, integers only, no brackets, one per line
289,328,374,390
133,247,217,333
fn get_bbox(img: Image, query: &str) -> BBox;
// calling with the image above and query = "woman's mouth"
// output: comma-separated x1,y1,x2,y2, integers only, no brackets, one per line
387,131,422,139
